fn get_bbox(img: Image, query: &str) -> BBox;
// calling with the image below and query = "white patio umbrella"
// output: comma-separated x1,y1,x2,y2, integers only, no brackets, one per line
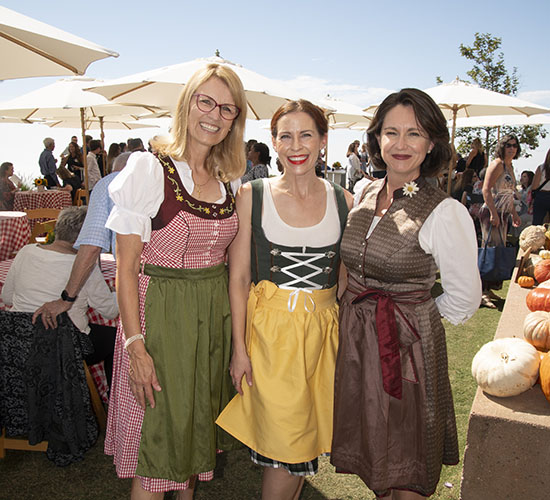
45,117,160,131
450,113,550,129
317,97,372,128
86,54,303,120
0,77,162,194
425,79,550,145
0,6,118,79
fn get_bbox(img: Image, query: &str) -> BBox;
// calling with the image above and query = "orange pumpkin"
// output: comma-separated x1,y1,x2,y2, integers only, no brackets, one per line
523,311,550,350
518,276,535,288
526,283,550,312
539,352,550,403
534,259,550,283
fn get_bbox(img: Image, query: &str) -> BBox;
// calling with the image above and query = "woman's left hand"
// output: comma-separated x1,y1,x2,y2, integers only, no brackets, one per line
512,212,521,227
229,350,253,396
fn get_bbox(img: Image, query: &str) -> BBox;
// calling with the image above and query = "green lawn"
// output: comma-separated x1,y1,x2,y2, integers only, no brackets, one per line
0,286,504,500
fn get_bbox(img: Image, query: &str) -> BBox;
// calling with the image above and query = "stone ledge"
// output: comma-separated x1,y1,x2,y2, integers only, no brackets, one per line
460,271,550,500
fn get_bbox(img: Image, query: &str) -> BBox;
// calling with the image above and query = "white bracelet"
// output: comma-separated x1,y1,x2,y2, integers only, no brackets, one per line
124,334,145,350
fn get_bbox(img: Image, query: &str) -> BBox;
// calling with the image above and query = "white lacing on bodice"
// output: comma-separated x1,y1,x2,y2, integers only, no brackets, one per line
272,248,336,291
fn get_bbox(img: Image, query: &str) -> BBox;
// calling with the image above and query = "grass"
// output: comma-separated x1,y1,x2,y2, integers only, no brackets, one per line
0,284,506,500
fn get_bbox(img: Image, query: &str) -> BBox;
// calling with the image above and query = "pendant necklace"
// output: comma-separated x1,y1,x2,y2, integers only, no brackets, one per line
192,173,211,197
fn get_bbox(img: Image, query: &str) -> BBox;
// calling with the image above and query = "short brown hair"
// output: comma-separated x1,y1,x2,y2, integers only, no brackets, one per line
271,99,328,138
367,88,452,178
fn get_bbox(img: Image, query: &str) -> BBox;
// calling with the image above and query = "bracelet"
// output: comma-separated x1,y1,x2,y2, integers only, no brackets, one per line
124,334,145,350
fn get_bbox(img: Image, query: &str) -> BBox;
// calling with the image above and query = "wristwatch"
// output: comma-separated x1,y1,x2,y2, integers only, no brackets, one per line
61,289,77,302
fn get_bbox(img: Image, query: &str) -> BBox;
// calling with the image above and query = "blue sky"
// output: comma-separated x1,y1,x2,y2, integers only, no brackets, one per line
1,0,550,179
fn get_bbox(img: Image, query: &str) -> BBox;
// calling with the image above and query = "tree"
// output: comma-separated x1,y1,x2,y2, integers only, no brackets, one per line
454,33,546,159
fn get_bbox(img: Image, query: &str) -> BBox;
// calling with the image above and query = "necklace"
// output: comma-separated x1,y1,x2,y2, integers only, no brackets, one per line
192,173,211,197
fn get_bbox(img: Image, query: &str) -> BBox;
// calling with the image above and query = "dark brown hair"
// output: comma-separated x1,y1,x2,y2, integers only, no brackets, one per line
542,149,550,184
495,133,521,161
271,99,328,138
366,88,452,178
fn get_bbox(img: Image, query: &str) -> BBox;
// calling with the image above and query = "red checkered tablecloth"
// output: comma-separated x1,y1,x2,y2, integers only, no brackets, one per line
0,254,117,403
14,189,72,212
0,212,31,261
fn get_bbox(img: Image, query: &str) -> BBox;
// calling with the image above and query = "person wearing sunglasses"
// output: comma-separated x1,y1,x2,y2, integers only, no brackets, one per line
104,64,246,499
479,134,521,308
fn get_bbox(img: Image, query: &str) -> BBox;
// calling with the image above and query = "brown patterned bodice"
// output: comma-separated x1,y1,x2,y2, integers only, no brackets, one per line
341,177,448,293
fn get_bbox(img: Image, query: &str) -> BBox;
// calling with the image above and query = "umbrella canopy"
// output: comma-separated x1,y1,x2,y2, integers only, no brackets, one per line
0,6,118,80
317,97,372,128
424,80,550,122
450,113,550,129
0,77,161,120
86,54,303,120
0,77,161,194
45,117,160,131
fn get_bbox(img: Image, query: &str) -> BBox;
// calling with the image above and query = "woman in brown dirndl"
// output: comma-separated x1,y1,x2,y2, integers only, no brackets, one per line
331,89,481,499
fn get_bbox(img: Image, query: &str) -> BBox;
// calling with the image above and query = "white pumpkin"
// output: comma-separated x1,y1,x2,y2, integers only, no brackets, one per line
471,338,540,397
519,225,547,253
523,311,550,350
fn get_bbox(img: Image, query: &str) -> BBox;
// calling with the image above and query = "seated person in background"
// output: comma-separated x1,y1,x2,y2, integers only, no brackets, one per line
1,206,119,385
0,162,18,211
452,168,476,204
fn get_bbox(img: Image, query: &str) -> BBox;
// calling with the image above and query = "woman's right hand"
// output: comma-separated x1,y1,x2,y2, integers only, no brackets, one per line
229,349,253,396
489,211,500,227
127,344,162,410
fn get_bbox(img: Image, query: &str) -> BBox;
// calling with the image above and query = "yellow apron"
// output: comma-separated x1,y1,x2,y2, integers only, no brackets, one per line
216,280,338,463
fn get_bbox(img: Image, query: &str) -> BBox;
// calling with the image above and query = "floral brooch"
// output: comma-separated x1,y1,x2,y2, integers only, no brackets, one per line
403,181,419,198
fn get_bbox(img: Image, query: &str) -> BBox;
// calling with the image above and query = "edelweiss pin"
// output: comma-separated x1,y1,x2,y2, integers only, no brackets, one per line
403,181,419,198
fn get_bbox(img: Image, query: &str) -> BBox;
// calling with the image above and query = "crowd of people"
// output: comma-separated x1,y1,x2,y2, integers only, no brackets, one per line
0,135,149,210
2,62,550,500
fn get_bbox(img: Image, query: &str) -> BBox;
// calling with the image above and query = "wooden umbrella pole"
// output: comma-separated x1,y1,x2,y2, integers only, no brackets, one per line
80,108,89,204
447,108,457,195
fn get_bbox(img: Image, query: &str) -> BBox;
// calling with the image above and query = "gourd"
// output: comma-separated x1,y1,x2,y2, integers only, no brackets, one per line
518,276,535,288
534,259,550,284
523,311,550,351
519,225,546,253
523,254,542,278
540,352,550,403
471,338,540,397
526,281,550,312
539,250,550,260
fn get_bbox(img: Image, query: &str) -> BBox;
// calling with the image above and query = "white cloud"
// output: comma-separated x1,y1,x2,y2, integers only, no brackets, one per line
280,75,394,108
518,90,550,108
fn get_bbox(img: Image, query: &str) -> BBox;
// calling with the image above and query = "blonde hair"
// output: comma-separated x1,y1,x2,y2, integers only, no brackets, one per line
154,64,247,182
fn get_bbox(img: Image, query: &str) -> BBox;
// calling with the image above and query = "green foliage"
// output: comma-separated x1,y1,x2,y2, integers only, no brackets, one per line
455,33,546,159
459,33,519,94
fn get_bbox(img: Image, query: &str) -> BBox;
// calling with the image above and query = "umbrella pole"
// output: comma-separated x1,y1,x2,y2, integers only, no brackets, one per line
80,108,89,204
447,110,457,194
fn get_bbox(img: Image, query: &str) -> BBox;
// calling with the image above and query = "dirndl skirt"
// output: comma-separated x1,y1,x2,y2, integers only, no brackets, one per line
105,262,237,488
216,280,339,464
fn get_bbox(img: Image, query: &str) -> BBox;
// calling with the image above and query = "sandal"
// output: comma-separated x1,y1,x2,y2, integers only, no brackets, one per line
480,295,497,309
486,289,502,301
